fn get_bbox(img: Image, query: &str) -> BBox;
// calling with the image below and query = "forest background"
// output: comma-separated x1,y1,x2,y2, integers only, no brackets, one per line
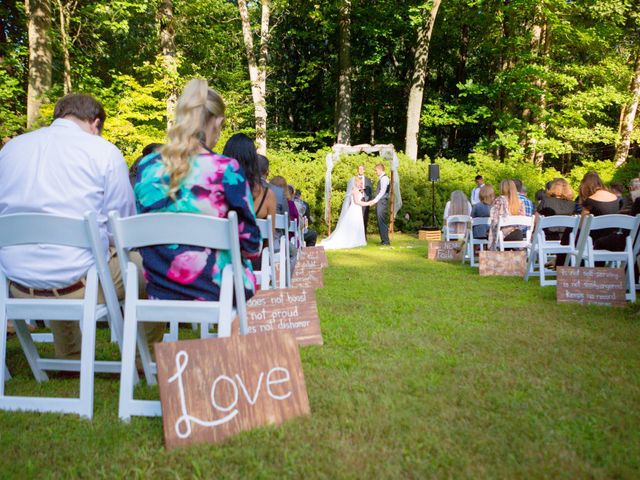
1,0,639,233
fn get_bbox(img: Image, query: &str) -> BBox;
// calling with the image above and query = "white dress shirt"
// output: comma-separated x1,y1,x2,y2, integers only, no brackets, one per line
371,173,390,204
0,118,135,288
471,184,483,205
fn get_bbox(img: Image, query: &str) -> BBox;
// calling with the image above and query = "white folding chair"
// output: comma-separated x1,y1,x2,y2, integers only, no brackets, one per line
444,215,471,241
255,216,276,290
497,215,534,251
525,215,580,286
0,211,126,419
274,213,291,288
573,214,640,302
109,211,249,421
464,217,490,267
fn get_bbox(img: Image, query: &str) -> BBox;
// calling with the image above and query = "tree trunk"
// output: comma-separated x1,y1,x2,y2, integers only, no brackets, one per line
336,0,351,145
158,0,178,128
238,0,270,155
614,51,640,167
26,0,52,128
405,0,442,160
54,0,73,94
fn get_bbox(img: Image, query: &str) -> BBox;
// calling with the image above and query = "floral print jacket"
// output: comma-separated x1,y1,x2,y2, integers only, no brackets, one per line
134,151,262,301
488,195,525,250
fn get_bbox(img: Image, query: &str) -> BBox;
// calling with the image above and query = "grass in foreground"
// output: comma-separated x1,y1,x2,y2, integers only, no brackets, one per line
1,234,639,478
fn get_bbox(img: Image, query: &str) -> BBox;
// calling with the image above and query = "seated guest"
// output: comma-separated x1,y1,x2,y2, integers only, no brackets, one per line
513,178,534,216
536,178,576,240
258,154,285,250
0,93,163,359
134,79,261,302
130,143,163,186
557,171,622,266
270,176,300,240
293,187,317,246
610,182,625,209
620,177,640,214
488,180,525,250
471,184,495,239
535,188,546,206
222,133,276,232
443,190,471,236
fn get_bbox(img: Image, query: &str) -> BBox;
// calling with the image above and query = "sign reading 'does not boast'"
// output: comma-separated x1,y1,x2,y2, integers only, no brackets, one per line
427,241,464,261
246,288,322,346
479,250,527,276
156,331,310,450
556,267,627,307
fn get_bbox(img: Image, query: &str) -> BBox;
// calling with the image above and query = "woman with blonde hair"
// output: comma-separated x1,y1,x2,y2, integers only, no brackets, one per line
488,179,525,250
535,178,576,241
134,78,261,302
443,190,471,235
470,184,495,239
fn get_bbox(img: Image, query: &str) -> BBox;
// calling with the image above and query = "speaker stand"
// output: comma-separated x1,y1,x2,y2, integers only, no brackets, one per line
425,180,440,229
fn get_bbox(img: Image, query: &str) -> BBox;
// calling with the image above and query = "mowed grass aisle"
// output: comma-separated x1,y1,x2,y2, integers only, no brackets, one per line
2,234,640,478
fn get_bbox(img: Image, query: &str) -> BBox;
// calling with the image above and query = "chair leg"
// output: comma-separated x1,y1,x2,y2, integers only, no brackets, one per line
13,319,48,382
118,300,140,422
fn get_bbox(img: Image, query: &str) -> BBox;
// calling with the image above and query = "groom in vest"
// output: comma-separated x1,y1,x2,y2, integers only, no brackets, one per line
363,163,391,245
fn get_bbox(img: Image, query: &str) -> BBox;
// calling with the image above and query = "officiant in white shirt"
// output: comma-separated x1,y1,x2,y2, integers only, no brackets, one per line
347,165,372,235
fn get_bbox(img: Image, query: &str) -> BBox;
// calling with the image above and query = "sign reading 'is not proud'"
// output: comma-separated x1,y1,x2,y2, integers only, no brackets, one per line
156,332,310,450
246,287,322,346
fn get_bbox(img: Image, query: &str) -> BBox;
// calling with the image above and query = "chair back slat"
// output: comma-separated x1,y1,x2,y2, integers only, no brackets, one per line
256,218,271,238
109,212,233,250
0,213,90,248
588,214,638,232
537,215,580,230
498,215,533,229
471,217,491,227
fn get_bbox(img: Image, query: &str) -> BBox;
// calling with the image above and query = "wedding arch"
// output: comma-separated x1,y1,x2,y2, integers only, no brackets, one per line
324,143,402,235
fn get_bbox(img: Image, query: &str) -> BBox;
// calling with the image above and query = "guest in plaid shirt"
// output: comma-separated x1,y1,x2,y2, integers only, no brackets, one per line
513,179,534,217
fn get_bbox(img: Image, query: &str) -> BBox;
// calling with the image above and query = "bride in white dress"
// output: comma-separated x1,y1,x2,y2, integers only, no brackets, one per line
321,178,367,250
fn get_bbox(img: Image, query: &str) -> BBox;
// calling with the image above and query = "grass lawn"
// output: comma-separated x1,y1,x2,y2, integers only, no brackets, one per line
2,233,639,478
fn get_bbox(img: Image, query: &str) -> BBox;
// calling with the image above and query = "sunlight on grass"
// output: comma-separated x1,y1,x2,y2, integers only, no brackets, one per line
1,234,639,478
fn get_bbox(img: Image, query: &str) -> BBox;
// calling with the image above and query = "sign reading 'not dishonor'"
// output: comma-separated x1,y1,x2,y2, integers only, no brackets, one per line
246,288,322,346
156,332,310,450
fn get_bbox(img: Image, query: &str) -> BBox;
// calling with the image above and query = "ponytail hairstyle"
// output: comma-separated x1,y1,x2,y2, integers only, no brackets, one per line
160,78,225,196
500,179,522,215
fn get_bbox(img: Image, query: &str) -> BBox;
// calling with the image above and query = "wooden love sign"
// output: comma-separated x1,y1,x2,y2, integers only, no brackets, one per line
479,250,527,276
556,267,627,307
155,332,310,450
291,266,324,289
246,288,322,346
298,246,328,268
427,241,464,261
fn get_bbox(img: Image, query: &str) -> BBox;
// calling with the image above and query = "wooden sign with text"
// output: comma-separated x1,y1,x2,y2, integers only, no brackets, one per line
479,250,527,277
156,332,310,450
427,241,464,261
557,267,627,307
298,247,328,268
292,266,324,289
246,288,322,346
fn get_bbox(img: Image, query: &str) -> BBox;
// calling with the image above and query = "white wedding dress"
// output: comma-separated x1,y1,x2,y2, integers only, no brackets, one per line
321,187,367,250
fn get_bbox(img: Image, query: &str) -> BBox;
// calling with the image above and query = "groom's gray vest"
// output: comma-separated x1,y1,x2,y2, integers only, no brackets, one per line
376,174,390,198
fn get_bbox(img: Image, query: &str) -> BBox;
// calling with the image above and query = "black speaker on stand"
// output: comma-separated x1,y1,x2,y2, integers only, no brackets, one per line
426,162,440,228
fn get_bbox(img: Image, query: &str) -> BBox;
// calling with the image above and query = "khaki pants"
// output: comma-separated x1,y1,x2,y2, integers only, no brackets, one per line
9,251,166,360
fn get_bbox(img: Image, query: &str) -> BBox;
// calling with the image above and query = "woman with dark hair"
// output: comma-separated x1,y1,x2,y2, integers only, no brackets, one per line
223,134,276,226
